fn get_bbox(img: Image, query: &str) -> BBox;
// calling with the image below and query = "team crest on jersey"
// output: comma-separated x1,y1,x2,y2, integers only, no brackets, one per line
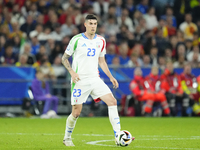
96,42,100,48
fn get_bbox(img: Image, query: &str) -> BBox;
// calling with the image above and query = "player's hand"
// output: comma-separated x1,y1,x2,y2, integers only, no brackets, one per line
71,71,80,83
110,77,119,89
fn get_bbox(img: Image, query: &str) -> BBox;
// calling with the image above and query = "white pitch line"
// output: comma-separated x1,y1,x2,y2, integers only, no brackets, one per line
86,140,200,150
1,133,200,141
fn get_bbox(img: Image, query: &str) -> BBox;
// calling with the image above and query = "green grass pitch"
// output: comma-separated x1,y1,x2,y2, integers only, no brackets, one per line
0,117,200,150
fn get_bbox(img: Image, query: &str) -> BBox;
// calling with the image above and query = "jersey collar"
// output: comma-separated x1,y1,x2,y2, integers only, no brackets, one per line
81,33,97,39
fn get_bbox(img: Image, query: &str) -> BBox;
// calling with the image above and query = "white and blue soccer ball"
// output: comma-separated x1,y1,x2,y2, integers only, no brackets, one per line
115,130,133,147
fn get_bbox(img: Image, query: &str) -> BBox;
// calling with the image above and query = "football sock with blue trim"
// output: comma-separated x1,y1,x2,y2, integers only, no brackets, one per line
64,114,78,140
108,106,121,137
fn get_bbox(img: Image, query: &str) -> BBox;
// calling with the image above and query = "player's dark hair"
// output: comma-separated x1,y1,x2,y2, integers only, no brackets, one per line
85,14,97,21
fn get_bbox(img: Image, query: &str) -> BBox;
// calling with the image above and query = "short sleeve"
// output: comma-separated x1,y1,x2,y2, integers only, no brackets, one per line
99,38,106,57
64,35,79,56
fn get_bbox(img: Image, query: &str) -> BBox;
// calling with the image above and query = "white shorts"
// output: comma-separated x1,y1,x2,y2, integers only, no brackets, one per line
71,77,111,105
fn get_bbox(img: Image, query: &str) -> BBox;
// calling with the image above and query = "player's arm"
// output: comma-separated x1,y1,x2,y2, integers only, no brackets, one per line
98,57,119,89
62,53,80,83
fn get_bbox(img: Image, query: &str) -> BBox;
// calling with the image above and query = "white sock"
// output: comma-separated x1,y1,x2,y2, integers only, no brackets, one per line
108,105,121,137
64,114,78,140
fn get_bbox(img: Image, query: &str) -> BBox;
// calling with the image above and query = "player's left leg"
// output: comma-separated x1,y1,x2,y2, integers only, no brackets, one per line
100,93,121,136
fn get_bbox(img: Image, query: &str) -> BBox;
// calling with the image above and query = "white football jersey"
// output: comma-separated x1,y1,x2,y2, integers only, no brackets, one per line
65,33,106,79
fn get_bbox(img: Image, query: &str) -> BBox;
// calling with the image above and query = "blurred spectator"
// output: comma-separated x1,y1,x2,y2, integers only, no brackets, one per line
11,35,21,57
158,56,166,72
104,15,119,36
61,17,76,36
125,0,135,18
117,8,134,33
155,28,171,56
170,36,178,58
118,42,130,65
49,0,63,16
36,14,45,25
102,3,116,22
49,44,63,64
38,27,51,42
52,55,66,79
50,23,64,42
187,45,200,61
36,45,47,61
30,24,43,42
0,45,16,65
29,31,40,55
93,0,109,17
74,7,83,26
110,56,120,68
105,43,117,65
144,37,156,55
58,6,76,25
185,39,193,55
136,0,149,14
126,53,143,67
115,0,123,17
192,32,199,46
142,55,151,67
179,13,198,40
173,0,191,27
164,48,173,62
37,0,49,14
166,17,177,36
11,3,25,26
21,43,36,65
131,43,144,57
15,53,28,67
132,10,142,27
45,39,55,56
21,0,32,17
176,44,186,61
62,0,80,11
0,35,6,58
28,3,40,21
173,55,187,68
134,18,147,41
144,7,158,30
9,21,25,39
31,70,59,118
77,16,86,33
190,52,200,68
161,6,177,28
61,36,70,50
116,24,129,44
45,13,58,31
176,29,185,42
149,46,158,66
40,55,56,80
20,15,36,37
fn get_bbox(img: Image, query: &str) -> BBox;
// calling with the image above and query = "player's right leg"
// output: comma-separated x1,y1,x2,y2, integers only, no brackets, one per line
63,104,82,146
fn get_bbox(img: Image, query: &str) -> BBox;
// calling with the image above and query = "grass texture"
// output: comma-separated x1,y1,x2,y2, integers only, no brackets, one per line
0,117,200,150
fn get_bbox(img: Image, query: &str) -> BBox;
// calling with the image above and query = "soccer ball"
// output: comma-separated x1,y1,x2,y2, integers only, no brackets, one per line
115,130,133,147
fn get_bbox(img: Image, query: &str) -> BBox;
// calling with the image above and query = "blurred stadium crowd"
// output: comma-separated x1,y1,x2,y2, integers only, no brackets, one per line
1,0,200,71
1,0,200,116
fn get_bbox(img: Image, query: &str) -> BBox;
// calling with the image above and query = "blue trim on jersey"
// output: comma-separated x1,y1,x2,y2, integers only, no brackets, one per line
93,34,97,39
81,33,88,39
81,33,97,39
